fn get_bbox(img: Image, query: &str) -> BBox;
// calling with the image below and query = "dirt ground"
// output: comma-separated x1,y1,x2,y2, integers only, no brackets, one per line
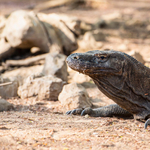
1,0,150,149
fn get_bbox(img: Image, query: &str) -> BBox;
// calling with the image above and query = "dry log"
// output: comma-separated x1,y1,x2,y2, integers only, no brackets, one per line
5,53,47,67
33,0,73,12
0,82,12,87
32,0,108,12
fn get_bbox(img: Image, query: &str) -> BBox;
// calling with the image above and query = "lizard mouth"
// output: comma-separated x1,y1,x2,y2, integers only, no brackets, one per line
80,68,120,76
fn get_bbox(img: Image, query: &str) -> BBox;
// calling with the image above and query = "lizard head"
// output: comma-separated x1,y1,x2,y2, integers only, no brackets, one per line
66,50,126,78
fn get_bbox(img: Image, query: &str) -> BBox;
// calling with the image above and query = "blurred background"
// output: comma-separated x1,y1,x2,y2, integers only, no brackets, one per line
1,0,150,60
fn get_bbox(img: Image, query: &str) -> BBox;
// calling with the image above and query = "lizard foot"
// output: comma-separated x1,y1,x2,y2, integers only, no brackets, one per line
66,107,98,117
144,119,150,129
81,107,94,116
66,108,83,115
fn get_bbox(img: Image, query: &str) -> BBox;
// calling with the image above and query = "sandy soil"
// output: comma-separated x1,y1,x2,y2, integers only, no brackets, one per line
1,0,150,149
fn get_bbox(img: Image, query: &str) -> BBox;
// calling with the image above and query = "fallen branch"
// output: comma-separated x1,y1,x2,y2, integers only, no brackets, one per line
32,0,109,12
0,82,12,86
5,53,48,67
33,0,73,12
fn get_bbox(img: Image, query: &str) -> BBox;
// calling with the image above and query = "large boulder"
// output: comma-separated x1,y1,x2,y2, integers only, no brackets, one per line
38,13,78,55
0,38,15,60
0,10,79,60
42,53,67,81
18,74,64,101
78,29,104,50
58,83,92,112
45,13,81,36
1,10,50,52
0,15,6,34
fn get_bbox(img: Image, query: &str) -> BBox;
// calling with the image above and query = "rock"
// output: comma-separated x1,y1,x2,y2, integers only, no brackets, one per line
94,12,122,29
0,76,21,98
117,44,129,51
72,72,91,83
46,13,81,36
125,19,145,28
1,10,50,52
80,21,94,34
101,12,121,21
0,37,15,60
147,25,150,31
58,83,92,111
18,75,64,101
0,15,7,34
38,20,63,54
78,30,104,50
94,19,107,29
128,50,145,64
91,30,106,41
38,13,78,55
0,99,14,112
42,53,67,81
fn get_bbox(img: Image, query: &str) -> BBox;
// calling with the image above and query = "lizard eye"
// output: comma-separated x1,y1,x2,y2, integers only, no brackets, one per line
94,54,108,62
100,56,106,60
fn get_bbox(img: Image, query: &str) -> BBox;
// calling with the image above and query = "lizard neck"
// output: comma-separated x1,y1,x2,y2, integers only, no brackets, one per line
92,59,150,119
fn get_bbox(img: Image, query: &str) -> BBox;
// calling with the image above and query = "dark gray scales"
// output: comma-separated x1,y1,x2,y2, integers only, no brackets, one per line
66,104,132,118
66,50,150,129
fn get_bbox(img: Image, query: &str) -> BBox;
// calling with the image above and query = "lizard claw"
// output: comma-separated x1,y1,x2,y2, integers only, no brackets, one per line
66,108,83,115
144,119,150,129
81,107,93,116
66,110,72,115
66,107,95,116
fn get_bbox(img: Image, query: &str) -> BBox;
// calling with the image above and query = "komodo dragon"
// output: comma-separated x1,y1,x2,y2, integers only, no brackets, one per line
66,50,150,129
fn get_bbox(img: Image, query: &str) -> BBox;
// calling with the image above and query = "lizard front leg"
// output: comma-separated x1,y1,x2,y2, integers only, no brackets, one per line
66,104,133,118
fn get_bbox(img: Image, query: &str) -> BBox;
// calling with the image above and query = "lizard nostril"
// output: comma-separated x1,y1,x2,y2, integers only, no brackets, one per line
73,56,79,59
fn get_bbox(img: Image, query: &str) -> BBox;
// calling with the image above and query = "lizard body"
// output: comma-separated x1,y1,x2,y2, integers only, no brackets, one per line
66,50,150,128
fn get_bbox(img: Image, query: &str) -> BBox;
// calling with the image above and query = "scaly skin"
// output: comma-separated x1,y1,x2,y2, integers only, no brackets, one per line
66,50,150,128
